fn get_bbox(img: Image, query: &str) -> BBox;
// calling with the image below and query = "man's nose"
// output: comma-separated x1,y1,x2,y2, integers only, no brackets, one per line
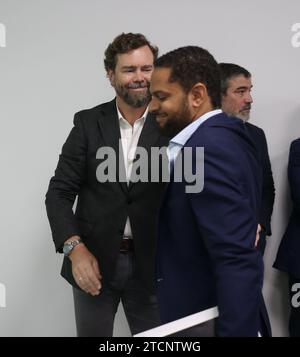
133,69,145,82
245,92,253,103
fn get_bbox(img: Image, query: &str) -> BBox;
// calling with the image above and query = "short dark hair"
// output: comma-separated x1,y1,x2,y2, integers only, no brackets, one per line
219,63,251,95
104,32,158,72
154,46,221,109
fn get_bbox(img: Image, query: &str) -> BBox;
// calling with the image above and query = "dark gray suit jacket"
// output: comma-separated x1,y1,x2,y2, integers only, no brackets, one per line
46,99,168,292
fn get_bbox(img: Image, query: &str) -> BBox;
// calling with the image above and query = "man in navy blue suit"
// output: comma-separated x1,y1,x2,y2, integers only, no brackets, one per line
219,63,275,255
274,138,300,336
150,46,271,336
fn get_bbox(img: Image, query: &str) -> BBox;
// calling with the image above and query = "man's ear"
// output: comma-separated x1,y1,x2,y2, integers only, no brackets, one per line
220,93,227,108
190,83,207,108
107,70,115,87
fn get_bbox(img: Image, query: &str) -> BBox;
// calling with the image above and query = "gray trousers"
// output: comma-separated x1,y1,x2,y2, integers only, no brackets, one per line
72,251,161,337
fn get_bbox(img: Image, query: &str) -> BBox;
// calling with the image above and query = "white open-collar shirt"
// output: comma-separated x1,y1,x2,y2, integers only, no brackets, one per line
117,105,148,239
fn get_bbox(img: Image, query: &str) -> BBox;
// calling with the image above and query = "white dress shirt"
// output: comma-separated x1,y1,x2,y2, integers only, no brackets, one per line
117,105,148,238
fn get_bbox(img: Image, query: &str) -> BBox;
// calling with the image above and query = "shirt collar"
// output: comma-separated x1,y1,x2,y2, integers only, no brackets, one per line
116,104,148,124
170,109,222,147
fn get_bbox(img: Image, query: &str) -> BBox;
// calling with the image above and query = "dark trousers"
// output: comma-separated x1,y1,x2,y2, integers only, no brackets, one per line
73,251,161,337
289,275,300,337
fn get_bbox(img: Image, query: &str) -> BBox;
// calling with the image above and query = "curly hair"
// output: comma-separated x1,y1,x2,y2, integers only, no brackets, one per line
104,33,158,72
219,63,251,95
155,46,221,108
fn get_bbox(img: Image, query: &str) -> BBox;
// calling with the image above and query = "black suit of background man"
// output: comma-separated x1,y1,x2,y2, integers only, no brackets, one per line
220,62,275,254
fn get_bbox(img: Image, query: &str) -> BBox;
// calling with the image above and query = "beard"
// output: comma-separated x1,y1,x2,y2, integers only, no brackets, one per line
156,101,193,138
115,81,151,108
236,112,250,122
236,104,251,122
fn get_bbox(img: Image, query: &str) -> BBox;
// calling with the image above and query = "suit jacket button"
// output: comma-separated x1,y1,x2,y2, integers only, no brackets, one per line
127,198,132,204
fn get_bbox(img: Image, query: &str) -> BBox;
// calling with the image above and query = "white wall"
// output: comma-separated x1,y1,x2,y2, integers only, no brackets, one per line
0,0,299,336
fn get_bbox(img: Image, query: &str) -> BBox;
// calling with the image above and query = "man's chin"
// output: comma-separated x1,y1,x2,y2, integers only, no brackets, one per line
126,96,150,108
239,110,251,122
157,125,171,138
157,123,180,139
119,90,151,108
235,113,250,122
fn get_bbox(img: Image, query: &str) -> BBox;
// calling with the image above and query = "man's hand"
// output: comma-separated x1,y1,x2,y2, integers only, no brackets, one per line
255,224,262,248
66,237,102,296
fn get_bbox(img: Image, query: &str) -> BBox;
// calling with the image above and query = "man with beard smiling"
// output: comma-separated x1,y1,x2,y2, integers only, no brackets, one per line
46,33,168,336
150,46,271,336
219,63,275,255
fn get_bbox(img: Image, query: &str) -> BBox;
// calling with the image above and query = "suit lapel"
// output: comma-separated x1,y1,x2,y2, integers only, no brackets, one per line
128,113,161,191
137,113,161,152
97,99,128,193
97,103,162,192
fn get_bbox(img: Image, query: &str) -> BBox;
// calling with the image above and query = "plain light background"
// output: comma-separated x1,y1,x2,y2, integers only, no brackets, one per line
0,0,299,336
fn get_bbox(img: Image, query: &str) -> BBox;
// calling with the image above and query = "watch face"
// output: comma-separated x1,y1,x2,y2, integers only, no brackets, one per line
63,239,81,256
63,243,72,256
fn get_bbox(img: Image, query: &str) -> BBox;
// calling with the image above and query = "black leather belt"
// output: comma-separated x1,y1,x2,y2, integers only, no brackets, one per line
120,238,134,252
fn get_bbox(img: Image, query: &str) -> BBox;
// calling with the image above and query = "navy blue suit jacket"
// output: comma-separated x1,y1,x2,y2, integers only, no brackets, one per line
156,113,270,336
274,138,300,278
245,123,275,236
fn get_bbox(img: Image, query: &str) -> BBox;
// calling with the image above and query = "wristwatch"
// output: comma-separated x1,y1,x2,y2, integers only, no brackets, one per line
63,238,82,257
